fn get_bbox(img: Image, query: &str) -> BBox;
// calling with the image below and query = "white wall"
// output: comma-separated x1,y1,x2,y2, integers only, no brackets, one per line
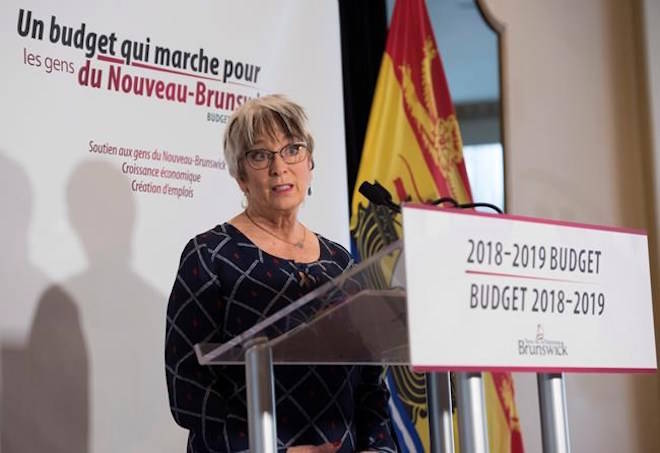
484,0,660,451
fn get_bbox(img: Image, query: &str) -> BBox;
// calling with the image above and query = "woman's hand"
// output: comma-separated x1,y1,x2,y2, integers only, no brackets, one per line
287,441,340,452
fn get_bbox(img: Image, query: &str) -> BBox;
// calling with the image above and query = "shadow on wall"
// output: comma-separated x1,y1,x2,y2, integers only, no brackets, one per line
60,160,168,451
0,152,50,334
2,159,169,452
1,286,89,453
0,152,88,453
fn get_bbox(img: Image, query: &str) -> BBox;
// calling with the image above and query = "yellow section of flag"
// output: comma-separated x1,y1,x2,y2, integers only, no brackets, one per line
349,0,524,452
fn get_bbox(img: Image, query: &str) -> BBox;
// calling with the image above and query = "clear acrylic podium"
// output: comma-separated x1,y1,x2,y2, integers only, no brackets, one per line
194,240,487,453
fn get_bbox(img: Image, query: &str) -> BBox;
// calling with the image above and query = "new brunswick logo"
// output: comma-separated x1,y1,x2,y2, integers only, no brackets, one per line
518,324,568,356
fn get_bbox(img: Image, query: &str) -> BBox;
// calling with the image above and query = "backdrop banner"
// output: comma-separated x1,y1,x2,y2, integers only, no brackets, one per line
0,2,348,452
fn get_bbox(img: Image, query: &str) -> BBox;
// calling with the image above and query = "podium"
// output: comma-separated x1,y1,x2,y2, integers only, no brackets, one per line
195,241,464,452
195,205,656,453
195,239,484,452
195,241,413,451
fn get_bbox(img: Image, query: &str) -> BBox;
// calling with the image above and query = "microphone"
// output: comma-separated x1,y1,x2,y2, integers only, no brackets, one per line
359,180,503,214
358,181,401,213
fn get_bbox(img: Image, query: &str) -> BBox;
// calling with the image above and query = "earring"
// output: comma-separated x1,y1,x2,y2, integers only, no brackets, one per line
307,186,312,196
241,192,248,208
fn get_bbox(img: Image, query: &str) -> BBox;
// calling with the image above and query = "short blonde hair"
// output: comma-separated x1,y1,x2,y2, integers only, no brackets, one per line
223,94,315,179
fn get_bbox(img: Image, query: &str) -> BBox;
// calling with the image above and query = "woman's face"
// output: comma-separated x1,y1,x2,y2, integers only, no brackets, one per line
238,129,312,216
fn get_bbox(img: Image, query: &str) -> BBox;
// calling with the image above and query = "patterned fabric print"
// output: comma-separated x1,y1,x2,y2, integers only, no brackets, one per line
165,223,398,453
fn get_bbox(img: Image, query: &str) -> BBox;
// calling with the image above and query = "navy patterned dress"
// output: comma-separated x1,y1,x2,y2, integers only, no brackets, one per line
165,223,398,453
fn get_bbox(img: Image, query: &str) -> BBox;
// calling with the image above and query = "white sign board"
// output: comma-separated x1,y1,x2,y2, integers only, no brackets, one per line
402,204,657,373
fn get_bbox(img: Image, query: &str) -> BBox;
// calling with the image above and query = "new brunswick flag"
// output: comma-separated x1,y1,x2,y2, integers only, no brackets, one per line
349,0,524,451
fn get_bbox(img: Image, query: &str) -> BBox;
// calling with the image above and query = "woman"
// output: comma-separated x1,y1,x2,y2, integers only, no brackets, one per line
165,95,398,453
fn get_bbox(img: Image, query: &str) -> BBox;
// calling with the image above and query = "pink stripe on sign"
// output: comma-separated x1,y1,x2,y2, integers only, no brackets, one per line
465,269,592,285
412,365,657,374
97,54,124,64
403,203,647,235
131,61,259,89
131,61,224,83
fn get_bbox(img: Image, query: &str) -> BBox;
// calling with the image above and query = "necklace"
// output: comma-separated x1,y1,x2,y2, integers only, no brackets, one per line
244,210,306,249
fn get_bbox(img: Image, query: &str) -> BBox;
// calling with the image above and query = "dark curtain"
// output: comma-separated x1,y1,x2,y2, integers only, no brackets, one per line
338,0,388,212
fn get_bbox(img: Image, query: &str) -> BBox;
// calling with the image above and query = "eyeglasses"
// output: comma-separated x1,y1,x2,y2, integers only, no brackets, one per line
243,142,309,170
